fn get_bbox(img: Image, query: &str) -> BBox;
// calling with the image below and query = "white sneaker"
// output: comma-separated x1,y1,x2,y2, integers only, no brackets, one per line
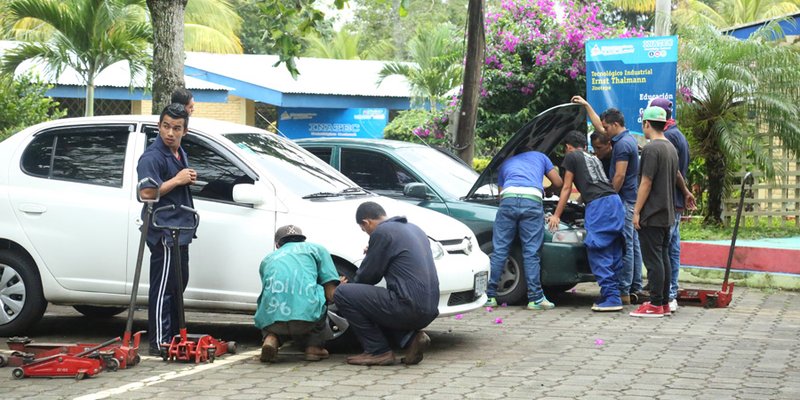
668,299,678,313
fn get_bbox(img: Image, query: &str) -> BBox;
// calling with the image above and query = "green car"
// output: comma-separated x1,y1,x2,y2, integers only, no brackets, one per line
297,104,593,304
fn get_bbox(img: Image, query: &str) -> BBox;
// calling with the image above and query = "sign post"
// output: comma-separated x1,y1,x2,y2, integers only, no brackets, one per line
277,107,388,140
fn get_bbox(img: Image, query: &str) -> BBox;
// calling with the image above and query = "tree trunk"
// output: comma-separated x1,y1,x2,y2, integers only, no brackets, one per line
85,79,95,117
704,150,726,225
654,0,671,36
147,0,187,115
454,0,484,166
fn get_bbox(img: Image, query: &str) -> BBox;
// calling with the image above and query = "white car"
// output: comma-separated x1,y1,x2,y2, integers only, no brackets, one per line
0,115,489,336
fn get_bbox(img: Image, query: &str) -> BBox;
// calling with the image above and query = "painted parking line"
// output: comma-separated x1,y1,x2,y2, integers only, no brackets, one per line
73,349,260,400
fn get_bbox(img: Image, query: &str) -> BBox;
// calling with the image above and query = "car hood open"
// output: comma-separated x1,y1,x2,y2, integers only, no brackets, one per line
465,103,586,199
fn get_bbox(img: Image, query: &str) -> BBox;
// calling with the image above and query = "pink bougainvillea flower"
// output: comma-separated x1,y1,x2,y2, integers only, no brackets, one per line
485,306,494,312
501,302,508,307
595,338,604,346
570,288,577,294
494,317,503,324
455,314,464,320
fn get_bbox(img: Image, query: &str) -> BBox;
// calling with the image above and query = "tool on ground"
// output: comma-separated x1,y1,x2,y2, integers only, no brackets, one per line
677,171,754,308
7,337,120,379
152,205,236,363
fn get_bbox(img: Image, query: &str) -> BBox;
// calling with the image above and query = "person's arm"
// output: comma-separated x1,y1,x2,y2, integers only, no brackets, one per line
353,231,391,285
633,176,652,230
675,171,697,210
140,169,194,199
612,160,628,193
571,95,605,135
547,170,574,231
323,281,337,303
545,167,563,190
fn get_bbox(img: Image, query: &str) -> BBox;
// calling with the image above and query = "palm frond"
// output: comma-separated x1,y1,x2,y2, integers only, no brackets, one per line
185,23,243,54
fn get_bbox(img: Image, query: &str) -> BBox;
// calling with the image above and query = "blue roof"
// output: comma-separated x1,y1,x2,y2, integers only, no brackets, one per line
723,12,800,40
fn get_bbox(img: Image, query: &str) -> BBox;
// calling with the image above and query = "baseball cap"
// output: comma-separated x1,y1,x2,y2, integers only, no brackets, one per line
274,225,306,244
642,106,667,122
648,97,673,112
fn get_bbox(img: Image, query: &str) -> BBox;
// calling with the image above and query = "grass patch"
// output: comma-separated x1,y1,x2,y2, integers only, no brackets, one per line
680,217,800,241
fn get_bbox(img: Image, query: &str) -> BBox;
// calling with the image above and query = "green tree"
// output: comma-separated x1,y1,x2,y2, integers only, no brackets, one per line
377,24,463,112
0,73,65,140
677,24,800,224
674,0,800,28
1,0,151,117
303,29,393,60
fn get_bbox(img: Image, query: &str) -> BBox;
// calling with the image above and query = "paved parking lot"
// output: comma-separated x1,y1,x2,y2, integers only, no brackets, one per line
2,283,799,399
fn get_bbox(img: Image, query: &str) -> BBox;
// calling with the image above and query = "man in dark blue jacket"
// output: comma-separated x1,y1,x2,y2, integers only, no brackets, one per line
334,201,440,366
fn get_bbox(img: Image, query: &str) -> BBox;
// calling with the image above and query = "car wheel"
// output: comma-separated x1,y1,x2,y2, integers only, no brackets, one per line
328,260,359,351
73,305,127,318
480,243,526,305
0,250,47,336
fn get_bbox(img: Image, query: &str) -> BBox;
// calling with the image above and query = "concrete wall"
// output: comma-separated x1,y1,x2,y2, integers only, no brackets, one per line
132,95,254,125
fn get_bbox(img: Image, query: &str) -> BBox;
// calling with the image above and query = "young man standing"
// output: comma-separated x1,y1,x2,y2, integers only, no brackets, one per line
334,202,439,366
137,103,197,355
548,131,625,311
650,98,691,313
572,95,645,305
485,145,563,310
256,225,339,363
589,132,613,179
630,106,678,318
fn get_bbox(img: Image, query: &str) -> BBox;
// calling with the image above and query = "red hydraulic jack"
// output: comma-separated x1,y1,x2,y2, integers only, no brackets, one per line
152,205,236,363
5,337,120,379
677,172,754,309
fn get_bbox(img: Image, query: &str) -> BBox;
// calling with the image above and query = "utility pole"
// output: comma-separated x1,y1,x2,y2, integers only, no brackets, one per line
454,0,484,166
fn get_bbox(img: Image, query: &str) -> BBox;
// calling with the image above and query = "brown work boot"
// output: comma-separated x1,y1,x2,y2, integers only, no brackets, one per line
401,331,431,365
620,295,631,305
260,334,279,363
631,291,649,304
304,346,330,361
346,351,396,366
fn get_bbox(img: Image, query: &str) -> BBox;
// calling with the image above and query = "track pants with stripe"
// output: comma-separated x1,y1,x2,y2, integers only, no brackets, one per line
584,194,625,304
148,237,189,351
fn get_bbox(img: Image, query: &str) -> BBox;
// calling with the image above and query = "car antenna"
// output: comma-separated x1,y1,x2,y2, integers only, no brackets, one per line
256,111,290,139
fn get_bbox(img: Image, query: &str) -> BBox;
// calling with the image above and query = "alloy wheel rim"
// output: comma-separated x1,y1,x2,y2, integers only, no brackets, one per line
0,264,26,325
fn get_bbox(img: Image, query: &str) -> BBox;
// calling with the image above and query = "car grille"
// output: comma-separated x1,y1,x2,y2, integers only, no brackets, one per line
440,237,472,255
448,290,478,306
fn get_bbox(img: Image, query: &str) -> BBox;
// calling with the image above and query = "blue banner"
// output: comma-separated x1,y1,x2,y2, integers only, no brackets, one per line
278,107,388,139
585,36,678,141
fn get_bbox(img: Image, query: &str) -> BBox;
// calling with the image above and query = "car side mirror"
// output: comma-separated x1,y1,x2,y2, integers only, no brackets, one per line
403,182,431,200
232,183,266,205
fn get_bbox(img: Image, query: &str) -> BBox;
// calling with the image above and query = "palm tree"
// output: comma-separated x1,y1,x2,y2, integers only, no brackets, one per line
303,29,394,60
677,24,800,224
1,0,151,116
184,0,242,53
674,0,800,28
377,24,463,112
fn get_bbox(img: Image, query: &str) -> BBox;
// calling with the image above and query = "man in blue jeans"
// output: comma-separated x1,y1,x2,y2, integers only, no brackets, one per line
573,96,644,305
650,97,693,313
485,144,562,310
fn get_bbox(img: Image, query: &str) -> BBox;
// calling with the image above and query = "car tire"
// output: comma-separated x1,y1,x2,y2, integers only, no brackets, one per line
73,305,127,318
328,260,360,352
0,250,47,336
480,242,526,305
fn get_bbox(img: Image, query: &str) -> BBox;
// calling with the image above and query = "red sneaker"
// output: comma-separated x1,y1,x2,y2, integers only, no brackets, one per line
629,302,664,318
662,305,672,316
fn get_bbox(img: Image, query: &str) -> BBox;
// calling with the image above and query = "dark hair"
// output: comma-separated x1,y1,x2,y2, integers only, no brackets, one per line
590,132,610,145
564,131,587,148
171,88,193,106
599,108,625,127
356,201,386,224
159,103,189,128
277,235,305,247
647,120,667,132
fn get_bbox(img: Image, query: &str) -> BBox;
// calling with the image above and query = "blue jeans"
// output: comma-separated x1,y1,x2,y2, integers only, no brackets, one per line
620,202,644,294
668,211,682,300
487,197,545,302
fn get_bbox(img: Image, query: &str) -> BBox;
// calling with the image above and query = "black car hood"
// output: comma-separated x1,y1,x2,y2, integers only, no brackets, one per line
465,103,586,199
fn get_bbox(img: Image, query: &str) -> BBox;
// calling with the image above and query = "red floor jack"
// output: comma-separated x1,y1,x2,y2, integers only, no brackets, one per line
152,205,236,363
5,337,120,379
677,172,754,308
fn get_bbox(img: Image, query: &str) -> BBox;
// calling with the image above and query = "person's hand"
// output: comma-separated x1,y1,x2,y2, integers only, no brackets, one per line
633,212,641,230
571,95,588,106
547,215,560,232
363,245,368,254
685,192,697,210
339,276,348,284
175,168,195,185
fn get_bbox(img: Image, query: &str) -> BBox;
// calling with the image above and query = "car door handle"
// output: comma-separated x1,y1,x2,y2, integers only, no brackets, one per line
19,203,47,214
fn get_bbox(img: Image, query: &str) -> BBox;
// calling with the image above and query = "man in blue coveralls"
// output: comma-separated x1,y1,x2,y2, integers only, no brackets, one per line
137,103,197,356
334,201,440,366
572,95,645,305
547,131,625,311
484,143,563,310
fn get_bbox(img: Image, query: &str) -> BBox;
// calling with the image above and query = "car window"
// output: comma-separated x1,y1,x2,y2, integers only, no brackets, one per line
340,148,418,193
394,146,480,199
144,130,255,203
20,125,131,187
305,147,333,164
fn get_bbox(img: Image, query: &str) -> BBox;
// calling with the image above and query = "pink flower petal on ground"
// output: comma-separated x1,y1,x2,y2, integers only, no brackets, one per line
501,302,508,307
494,318,503,324
570,288,577,293
454,314,464,320
595,338,604,346
485,307,494,312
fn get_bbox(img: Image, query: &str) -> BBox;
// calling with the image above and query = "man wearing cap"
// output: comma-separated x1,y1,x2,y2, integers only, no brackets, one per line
255,225,340,362
650,97,692,314
630,106,679,317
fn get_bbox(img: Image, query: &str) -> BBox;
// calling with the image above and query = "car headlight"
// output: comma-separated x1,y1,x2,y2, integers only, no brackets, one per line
429,238,445,260
551,229,585,244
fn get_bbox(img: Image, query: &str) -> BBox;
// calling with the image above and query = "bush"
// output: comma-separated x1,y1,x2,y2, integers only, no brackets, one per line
0,74,65,141
473,157,491,173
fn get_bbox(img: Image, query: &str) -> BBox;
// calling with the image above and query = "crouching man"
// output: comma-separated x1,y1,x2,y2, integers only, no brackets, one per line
334,201,440,366
255,225,340,362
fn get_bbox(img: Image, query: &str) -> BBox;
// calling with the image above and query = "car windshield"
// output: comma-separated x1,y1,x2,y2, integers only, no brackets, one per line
224,133,355,196
394,146,479,199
